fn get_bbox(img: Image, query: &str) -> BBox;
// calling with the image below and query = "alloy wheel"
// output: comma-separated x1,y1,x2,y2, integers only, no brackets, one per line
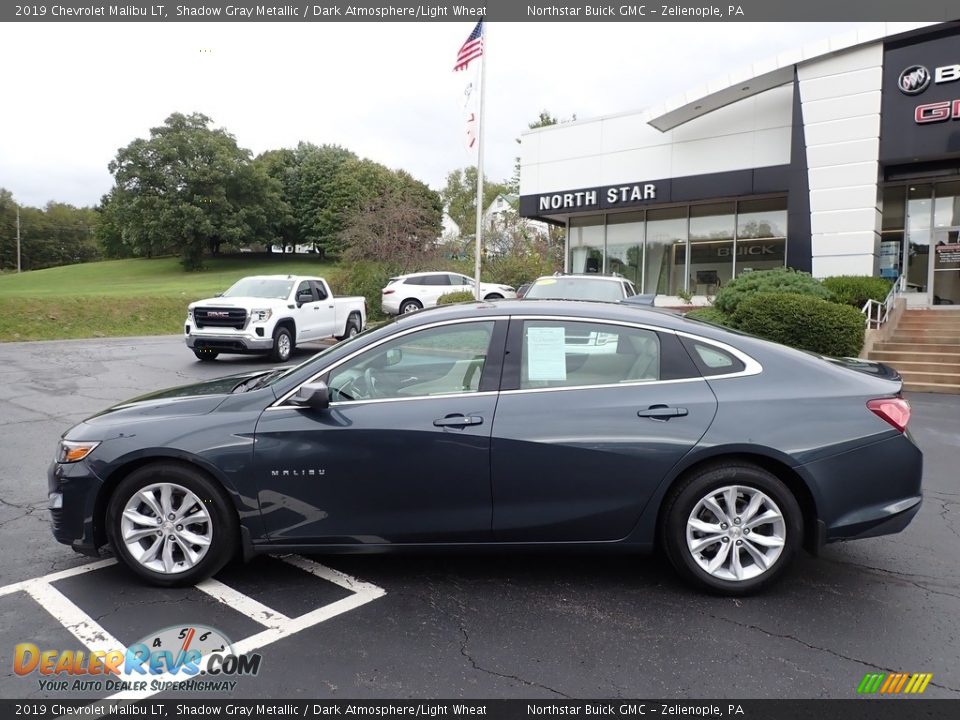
120,482,213,574
685,484,786,582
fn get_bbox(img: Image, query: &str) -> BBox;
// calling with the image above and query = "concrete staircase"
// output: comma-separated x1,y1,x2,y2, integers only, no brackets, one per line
867,309,960,394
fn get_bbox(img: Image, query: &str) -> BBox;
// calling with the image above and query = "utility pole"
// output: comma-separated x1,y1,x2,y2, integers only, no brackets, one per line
16,205,21,273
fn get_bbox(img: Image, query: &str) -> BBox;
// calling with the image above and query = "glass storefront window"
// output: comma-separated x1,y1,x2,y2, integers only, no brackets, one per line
568,215,604,274
880,186,905,280
605,212,644,288
905,184,933,294
736,198,787,240
934,180,960,228
646,207,687,295
688,203,735,295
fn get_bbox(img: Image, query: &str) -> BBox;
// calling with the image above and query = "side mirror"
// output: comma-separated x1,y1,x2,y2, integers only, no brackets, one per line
296,292,313,306
290,381,330,410
385,348,403,366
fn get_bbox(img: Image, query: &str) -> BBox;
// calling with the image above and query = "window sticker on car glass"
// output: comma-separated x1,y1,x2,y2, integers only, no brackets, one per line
535,278,557,285
527,326,567,381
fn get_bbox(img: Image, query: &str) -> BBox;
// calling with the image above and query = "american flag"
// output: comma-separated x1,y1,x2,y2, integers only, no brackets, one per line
453,20,483,72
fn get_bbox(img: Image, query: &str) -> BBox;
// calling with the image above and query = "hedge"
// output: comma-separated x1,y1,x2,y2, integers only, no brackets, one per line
731,292,865,357
684,307,734,327
820,275,892,309
437,290,477,305
712,267,831,315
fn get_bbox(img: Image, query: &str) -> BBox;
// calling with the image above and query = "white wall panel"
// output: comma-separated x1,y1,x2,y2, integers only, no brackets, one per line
799,67,883,102
812,254,879,278
600,146,674,186
806,138,880,168
798,44,883,81
808,162,879,190
809,185,879,213
801,91,883,125
804,115,881,146
810,208,882,236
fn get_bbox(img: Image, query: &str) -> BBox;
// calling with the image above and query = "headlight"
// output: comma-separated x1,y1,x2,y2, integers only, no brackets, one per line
186,308,194,319
251,309,272,323
57,440,100,464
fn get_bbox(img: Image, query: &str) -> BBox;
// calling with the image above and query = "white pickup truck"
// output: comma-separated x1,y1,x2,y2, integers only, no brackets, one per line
185,275,366,362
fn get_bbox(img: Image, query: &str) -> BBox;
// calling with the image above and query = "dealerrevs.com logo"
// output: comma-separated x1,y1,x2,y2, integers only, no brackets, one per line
899,65,932,95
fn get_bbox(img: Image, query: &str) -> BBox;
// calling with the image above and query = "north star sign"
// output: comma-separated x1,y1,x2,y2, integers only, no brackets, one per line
538,183,657,211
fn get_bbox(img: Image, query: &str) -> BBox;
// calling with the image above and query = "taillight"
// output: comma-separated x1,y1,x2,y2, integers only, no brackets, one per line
867,397,911,432
383,289,395,295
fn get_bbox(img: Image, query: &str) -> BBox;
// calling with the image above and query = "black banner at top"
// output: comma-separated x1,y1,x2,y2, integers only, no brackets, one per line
3,1,960,23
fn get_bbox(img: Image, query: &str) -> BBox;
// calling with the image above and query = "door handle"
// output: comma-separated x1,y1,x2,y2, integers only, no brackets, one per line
637,405,688,420
433,414,483,428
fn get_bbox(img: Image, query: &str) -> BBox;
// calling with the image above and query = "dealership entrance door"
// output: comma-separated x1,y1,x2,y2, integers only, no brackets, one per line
931,226,960,305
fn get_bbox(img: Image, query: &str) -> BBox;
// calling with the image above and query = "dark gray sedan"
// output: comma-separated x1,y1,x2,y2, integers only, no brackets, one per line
49,300,922,595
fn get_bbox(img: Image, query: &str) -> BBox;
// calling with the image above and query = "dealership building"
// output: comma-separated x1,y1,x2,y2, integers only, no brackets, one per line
519,21,960,307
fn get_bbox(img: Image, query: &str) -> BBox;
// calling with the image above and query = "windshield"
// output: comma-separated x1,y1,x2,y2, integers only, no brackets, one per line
525,277,624,302
222,278,294,300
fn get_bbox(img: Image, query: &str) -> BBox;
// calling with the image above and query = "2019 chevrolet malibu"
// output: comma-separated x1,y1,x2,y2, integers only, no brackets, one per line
49,300,922,595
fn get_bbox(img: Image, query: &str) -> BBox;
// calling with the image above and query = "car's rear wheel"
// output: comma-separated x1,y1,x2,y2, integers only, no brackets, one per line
399,299,422,314
193,348,219,361
105,463,238,587
661,463,802,595
483,293,503,300
271,326,293,362
337,314,361,341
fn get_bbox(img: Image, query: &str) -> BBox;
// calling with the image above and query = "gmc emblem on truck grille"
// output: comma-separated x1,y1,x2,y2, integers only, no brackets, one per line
207,311,230,318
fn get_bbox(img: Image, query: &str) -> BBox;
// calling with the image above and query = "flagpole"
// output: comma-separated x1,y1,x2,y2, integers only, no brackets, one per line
473,21,486,300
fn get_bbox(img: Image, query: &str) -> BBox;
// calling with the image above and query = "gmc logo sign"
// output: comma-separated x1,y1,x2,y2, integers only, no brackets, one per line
915,99,960,124
207,311,230,318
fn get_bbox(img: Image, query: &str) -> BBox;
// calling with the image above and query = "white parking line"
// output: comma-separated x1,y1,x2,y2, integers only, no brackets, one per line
0,554,387,708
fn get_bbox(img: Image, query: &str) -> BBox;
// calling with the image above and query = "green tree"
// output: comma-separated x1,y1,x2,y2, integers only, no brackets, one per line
441,167,508,241
508,110,575,194
107,112,282,269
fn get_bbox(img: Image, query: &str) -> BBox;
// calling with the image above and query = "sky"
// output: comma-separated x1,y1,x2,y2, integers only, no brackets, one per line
0,21,865,209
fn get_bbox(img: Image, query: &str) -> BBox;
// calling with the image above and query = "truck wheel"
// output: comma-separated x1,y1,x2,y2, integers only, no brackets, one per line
337,315,361,342
193,348,219,362
399,299,422,314
483,293,504,300
271,326,293,362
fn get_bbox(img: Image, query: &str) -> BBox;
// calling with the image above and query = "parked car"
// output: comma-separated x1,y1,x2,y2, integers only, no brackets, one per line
382,271,516,314
524,274,638,303
50,300,921,595
185,275,365,362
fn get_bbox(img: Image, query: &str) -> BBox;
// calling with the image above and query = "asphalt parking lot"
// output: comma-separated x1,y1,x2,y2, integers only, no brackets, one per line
0,335,958,700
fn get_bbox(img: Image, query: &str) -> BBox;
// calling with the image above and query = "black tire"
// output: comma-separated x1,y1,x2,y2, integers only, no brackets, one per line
271,326,294,362
336,314,361,342
483,293,504,300
399,299,422,314
105,463,238,587
193,348,219,361
660,462,802,596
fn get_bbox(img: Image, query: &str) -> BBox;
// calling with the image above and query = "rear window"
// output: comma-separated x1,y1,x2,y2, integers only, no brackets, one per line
525,277,625,302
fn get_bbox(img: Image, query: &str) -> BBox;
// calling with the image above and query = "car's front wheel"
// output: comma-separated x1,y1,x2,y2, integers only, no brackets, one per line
105,463,238,587
271,326,293,362
661,463,802,595
483,293,504,300
193,348,219,362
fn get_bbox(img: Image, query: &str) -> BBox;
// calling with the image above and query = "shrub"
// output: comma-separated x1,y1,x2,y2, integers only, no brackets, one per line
482,253,559,291
685,307,734,327
731,292,865,357
437,290,478,305
821,275,892,309
712,268,831,315
326,261,397,320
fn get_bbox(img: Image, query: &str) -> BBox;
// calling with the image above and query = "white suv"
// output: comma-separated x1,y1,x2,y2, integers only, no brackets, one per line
382,272,516,315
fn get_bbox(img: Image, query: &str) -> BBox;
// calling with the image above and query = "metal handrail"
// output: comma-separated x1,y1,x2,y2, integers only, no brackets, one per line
861,275,904,329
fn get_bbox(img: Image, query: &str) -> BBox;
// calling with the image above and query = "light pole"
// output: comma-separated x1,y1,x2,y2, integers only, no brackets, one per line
16,204,21,273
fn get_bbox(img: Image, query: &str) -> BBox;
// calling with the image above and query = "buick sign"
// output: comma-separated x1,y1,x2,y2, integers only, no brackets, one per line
899,65,931,95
